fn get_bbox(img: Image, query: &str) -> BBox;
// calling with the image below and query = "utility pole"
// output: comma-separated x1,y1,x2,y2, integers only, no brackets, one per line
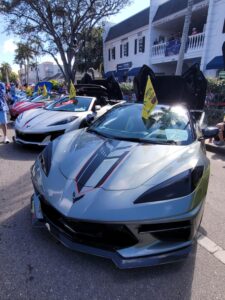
175,0,194,75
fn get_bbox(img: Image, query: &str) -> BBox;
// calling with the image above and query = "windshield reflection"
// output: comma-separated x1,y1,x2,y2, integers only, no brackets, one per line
89,104,193,145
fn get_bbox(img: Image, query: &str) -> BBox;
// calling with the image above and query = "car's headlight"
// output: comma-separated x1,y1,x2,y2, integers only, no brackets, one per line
39,142,53,176
134,166,204,204
48,116,77,126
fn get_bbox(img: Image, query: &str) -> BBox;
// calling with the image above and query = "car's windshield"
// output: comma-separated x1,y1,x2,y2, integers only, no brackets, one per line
31,95,49,103
31,94,58,103
45,96,93,112
89,104,194,145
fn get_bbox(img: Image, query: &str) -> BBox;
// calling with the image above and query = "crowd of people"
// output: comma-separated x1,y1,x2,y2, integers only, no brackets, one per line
153,27,199,46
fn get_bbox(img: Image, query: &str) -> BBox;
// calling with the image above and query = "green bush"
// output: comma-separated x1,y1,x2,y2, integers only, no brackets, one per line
49,79,62,91
207,78,225,103
204,107,225,126
119,82,133,94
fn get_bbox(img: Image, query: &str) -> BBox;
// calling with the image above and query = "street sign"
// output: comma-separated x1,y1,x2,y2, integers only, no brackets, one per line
219,71,225,79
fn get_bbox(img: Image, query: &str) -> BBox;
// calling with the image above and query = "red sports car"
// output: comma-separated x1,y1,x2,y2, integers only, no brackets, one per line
9,94,60,120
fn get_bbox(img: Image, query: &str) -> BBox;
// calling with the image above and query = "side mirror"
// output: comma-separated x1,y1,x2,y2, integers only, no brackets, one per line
201,127,219,139
86,114,94,125
95,105,101,111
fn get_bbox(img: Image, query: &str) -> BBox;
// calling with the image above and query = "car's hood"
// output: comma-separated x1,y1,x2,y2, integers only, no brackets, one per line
16,109,86,129
56,130,200,191
12,101,31,110
13,101,41,111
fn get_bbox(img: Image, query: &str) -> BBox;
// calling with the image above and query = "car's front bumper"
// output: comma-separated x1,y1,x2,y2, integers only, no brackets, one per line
31,193,200,269
14,129,65,146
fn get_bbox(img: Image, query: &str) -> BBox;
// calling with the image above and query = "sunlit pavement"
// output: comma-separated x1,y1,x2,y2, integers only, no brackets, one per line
1,127,225,300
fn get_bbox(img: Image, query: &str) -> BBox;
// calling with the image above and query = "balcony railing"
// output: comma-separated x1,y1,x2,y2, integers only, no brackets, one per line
152,32,205,57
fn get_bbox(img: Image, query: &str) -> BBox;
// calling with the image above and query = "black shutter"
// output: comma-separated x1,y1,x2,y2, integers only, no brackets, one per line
222,42,225,70
142,36,145,53
120,45,122,58
223,19,225,33
112,47,115,60
134,39,137,54
108,49,111,61
127,42,129,56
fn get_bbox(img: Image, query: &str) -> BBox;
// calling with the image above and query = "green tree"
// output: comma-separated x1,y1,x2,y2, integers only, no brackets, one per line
14,42,38,84
75,27,103,74
0,0,132,85
0,62,12,84
9,71,19,83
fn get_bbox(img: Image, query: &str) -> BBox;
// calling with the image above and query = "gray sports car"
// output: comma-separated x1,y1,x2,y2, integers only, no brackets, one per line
31,65,218,268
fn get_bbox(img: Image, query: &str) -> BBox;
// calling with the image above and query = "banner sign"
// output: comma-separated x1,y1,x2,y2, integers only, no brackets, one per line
117,62,132,71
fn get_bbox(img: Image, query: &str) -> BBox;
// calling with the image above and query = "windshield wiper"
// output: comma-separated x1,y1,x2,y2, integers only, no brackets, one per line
153,140,178,145
110,136,159,144
87,129,178,144
113,137,179,145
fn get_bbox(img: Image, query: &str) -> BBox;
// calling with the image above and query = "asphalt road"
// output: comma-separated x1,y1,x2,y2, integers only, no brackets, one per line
0,128,225,300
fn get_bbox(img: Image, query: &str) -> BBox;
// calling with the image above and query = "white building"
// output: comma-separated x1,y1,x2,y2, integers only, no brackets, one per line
19,61,62,85
103,0,225,80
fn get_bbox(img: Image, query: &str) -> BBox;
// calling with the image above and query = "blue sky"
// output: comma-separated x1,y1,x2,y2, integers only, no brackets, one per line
0,0,150,71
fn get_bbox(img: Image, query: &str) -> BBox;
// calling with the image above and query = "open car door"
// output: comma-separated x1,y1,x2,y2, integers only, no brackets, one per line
134,64,207,110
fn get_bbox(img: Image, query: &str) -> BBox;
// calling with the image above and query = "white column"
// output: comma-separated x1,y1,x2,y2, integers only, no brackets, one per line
200,0,215,72
148,0,168,68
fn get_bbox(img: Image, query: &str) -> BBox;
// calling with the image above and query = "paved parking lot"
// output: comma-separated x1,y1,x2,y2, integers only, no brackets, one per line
1,128,225,300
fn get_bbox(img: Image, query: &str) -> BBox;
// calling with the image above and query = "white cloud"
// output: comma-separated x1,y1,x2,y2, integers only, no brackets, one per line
3,39,17,54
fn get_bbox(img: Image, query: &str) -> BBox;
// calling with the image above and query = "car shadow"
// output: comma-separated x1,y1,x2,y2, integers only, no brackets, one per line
209,152,225,162
0,204,197,300
0,169,196,300
0,141,40,161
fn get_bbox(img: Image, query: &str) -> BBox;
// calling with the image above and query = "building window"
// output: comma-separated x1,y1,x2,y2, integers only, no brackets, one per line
139,36,145,53
223,19,225,33
124,42,129,57
108,49,111,61
120,45,123,58
134,39,137,54
112,47,116,60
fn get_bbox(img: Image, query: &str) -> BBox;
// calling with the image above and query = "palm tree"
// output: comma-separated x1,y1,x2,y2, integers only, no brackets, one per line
14,42,37,84
0,62,12,84
175,0,194,75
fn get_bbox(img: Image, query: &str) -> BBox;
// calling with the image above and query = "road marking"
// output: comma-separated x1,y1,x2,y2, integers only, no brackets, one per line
197,233,225,265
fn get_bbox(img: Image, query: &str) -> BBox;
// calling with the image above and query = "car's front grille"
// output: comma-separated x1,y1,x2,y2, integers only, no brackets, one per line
16,130,64,143
40,197,138,250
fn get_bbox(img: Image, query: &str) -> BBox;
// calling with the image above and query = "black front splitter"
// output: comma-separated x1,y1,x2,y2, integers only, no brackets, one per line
45,219,192,269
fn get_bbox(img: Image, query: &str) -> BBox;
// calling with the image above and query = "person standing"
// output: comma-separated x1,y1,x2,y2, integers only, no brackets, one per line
0,82,10,144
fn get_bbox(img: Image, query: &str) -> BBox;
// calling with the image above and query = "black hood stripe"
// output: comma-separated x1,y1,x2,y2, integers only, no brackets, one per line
75,140,132,193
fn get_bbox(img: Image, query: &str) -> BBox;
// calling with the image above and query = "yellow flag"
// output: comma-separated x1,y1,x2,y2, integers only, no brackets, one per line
42,85,48,97
26,86,33,97
142,76,158,120
38,86,42,95
69,81,76,99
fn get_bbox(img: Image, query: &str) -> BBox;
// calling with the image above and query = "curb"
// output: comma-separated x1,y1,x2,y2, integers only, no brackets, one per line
205,143,225,155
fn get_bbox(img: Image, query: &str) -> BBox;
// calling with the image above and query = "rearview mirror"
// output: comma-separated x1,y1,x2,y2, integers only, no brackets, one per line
95,105,101,111
201,127,219,139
